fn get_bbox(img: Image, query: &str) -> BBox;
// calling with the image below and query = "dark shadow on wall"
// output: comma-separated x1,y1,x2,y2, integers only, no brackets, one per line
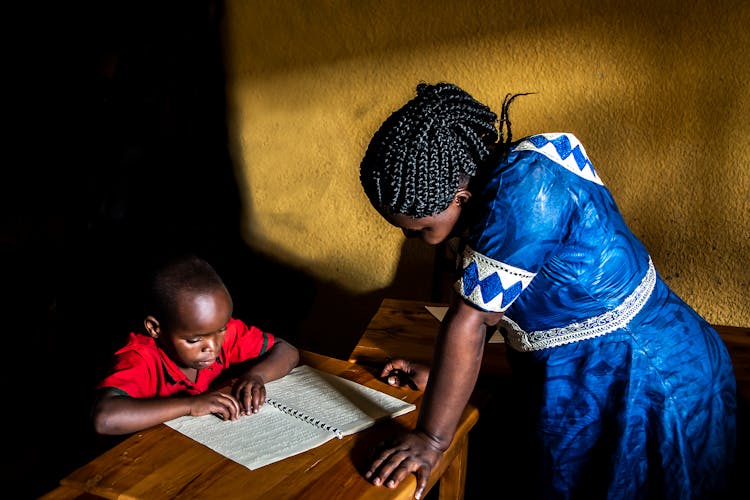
6,2,404,498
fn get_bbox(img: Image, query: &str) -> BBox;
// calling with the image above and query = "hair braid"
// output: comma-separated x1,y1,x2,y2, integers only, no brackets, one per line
360,82,499,218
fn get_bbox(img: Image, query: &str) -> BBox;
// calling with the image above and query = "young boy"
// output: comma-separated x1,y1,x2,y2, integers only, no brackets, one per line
92,254,299,435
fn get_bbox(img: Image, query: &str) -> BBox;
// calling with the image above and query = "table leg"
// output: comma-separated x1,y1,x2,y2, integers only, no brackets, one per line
438,433,469,500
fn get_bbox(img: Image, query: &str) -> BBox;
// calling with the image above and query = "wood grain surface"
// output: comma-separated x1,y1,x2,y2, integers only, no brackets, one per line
55,350,478,500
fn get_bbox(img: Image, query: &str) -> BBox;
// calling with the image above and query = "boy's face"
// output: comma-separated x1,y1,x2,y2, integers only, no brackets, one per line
151,287,233,370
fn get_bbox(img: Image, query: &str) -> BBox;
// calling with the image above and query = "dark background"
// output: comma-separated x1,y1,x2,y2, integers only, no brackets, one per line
4,2,354,497
7,2,412,497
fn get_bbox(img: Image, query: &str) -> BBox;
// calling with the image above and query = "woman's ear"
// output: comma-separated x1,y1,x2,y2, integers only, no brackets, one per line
144,315,160,339
455,188,472,207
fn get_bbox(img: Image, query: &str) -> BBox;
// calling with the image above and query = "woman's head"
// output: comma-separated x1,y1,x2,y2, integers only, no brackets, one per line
360,82,498,220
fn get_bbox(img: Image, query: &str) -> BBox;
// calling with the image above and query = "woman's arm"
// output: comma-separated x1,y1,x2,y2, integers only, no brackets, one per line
417,298,499,447
366,295,502,498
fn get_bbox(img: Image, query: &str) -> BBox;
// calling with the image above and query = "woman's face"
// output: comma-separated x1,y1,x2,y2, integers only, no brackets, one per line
382,191,469,245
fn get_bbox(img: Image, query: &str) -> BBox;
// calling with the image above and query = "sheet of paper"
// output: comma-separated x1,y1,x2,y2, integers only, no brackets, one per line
424,305,448,322
425,305,505,343
166,404,335,470
266,365,415,436
165,365,415,470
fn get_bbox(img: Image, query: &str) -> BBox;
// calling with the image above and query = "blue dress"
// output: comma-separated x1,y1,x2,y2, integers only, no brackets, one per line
456,133,736,499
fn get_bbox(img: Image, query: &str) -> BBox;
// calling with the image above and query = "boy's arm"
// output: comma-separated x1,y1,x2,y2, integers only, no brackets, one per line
92,388,243,435
232,338,300,414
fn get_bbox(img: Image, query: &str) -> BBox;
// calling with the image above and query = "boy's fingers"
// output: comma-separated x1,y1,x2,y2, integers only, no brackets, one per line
220,392,241,418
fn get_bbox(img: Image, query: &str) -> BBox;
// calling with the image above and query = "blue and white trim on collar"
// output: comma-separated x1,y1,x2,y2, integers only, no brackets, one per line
513,133,603,185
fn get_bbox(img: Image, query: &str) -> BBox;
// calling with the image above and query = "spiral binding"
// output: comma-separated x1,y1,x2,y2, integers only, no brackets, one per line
266,398,344,439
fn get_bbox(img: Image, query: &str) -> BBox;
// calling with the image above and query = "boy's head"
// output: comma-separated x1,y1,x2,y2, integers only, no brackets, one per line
143,255,234,370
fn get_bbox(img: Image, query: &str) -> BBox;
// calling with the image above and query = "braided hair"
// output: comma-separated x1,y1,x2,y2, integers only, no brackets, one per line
360,82,500,218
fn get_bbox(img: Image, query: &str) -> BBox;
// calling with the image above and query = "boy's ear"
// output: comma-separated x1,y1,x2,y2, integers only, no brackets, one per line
144,315,161,339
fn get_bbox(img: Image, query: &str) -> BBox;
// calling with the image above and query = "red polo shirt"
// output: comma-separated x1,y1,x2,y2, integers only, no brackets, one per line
97,318,275,398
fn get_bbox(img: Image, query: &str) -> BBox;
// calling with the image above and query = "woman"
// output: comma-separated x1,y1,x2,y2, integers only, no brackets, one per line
359,82,736,499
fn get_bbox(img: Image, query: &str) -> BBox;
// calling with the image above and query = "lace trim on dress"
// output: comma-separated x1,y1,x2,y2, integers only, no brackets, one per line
455,247,537,312
513,133,604,185
501,257,656,352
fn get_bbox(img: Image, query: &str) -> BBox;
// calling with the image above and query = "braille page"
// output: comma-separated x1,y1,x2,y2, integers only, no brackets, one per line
166,403,335,470
165,365,415,470
267,365,416,436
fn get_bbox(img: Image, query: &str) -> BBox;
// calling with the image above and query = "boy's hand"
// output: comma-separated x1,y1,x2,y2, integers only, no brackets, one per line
232,374,267,415
191,390,242,421
381,358,430,391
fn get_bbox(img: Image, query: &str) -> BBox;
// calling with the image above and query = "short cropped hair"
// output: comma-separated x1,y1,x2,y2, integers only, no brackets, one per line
360,82,499,218
146,254,229,328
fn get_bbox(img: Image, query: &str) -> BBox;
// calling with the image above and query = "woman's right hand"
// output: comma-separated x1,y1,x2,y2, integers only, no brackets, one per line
365,429,444,499
381,358,430,391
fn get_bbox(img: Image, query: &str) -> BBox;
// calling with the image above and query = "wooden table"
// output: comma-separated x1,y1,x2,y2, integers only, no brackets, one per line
717,322,750,402
348,298,511,385
349,298,750,400
47,350,478,500
349,298,750,498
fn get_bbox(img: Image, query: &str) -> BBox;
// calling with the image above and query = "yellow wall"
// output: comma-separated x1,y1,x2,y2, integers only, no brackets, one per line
222,0,749,332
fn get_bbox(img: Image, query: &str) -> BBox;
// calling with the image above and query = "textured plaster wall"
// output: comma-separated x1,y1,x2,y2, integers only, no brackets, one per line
223,0,749,327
